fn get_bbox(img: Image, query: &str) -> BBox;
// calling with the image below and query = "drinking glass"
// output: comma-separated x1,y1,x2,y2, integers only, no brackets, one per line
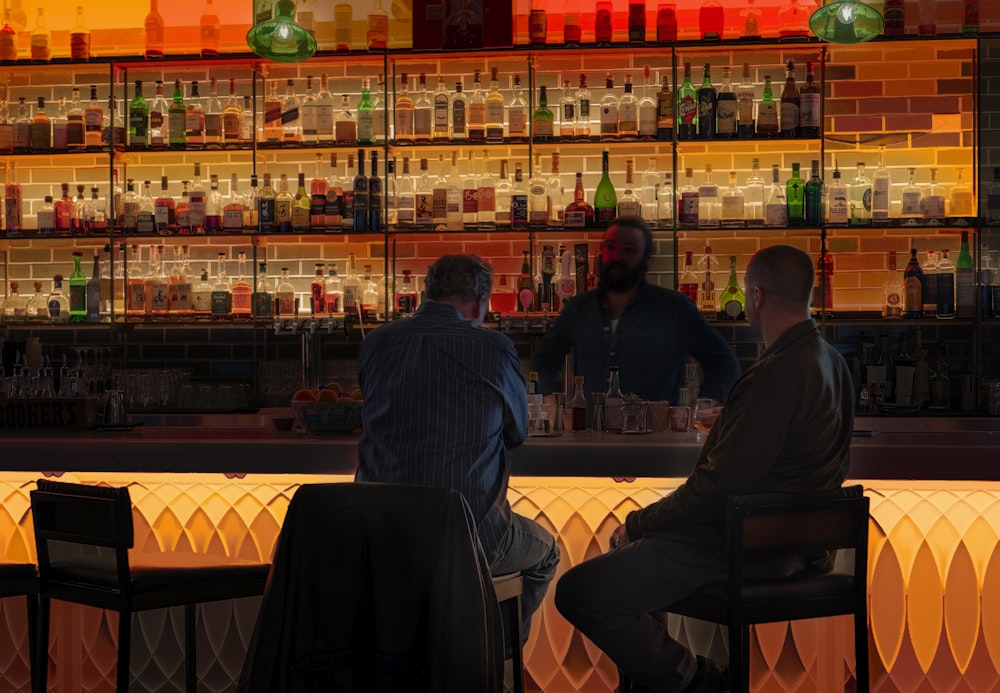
668,405,691,432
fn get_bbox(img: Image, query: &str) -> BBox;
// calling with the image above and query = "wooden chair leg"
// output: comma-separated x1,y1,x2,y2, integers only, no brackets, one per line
117,610,131,693
855,609,870,693
36,596,50,693
509,595,524,693
728,623,749,693
185,604,197,693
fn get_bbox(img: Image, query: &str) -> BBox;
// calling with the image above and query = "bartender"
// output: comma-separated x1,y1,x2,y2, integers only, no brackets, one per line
532,216,740,424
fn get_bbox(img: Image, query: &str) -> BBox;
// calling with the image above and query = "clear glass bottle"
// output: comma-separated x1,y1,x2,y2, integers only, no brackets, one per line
200,0,221,58
679,167,699,229
281,79,301,144
616,159,641,218
451,80,467,141
47,274,69,323
432,76,450,142
872,147,891,223
576,73,593,141
394,73,414,145
849,162,872,226
508,75,529,143
720,171,745,228
765,164,788,227
71,6,93,59
618,74,638,140
203,77,223,149
599,74,619,141
697,164,720,229
657,171,674,228
485,67,505,143
30,7,51,63
604,366,624,432
477,154,497,230
413,73,433,144
922,167,946,219
950,169,974,217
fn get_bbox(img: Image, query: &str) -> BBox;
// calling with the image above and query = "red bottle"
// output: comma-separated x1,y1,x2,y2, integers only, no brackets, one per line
628,1,646,43
595,1,614,44
699,0,724,40
656,1,678,41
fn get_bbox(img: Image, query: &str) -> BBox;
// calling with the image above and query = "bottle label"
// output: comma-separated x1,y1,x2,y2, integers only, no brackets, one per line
463,187,479,214
765,202,788,226
397,194,415,223
600,104,618,133
223,208,243,229
901,192,922,216
168,111,185,141
486,102,504,126
357,111,373,141
873,180,890,219
452,102,466,134
579,98,590,119
534,118,553,137
780,102,799,132
619,102,637,131
562,102,575,122
137,211,155,234
680,192,699,224
223,113,241,140
258,198,275,225
922,195,945,218
70,284,86,312
564,210,586,228
280,106,299,126
415,194,433,225
205,113,222,139
48,299,62,318
127,282,145,311
717,99,737,134
211,291,232,315
511,194,528,225
508,107,526,137
904,276,922,313
477,186,495,213
638,104,657,136
185,112,204,138
678,95,696,126
130,109,148,139
413,109,431,136
721,195,744,220
800,93,820,129
757,102,778,130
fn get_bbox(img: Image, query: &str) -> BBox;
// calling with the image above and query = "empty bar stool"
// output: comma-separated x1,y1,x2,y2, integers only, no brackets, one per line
31,480,270,693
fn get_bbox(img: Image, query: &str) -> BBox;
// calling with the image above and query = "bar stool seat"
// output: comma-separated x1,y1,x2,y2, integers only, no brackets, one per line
32,479,270,693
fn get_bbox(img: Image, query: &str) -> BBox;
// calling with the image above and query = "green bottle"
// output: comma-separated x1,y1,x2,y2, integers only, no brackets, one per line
956,230,975,317
594,150,617,228
756,75,778,136
357,78,373,145
532,85,555,142
677,62,697,140
69,250,87,322
786,162,805,224
128,79,148,149
804,159,823,226
721,255,745,319
168,78,186,149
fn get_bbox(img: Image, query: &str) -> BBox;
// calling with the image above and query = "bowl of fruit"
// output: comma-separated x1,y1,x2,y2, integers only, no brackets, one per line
291,384,363,434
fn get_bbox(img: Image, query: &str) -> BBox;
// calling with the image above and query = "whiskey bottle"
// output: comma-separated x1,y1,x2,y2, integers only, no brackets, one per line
485,68,505,143
511,163,529,229
903,248,923,319
638,66,657,141
262,80,282,145
699,245,718,318
804,160,823,226
678,251,698,304
292,172,310,232
827,165,848,225
599,74,619,141
204,77,223,149
849,162,872,226
883,251,903,318
231,252,252,319
716,67,737,138
184,81,205,149
394,73,414,145
413,74,433,144
532,85,555,142
509,75,529,142
619,74,638,140
451,80,467,141
432,76,450,142
575,73,593,141
779,61,799,137
564,172,595,229
222,78,242,147
281,79,301,144
129,80,148,149
697,164,720,229
679,167,700,228
468,70,486,143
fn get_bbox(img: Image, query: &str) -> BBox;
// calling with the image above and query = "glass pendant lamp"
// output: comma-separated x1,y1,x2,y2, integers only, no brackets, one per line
247,0,317,62
809,0,883,43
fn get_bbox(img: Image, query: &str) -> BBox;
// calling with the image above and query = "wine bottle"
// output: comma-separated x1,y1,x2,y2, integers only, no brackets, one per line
594,150,617,228
903,248,923,319
721,255,745,319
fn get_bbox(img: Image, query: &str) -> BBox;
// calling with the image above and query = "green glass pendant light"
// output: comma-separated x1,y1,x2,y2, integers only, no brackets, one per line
247,0,316,62
809,0,884,43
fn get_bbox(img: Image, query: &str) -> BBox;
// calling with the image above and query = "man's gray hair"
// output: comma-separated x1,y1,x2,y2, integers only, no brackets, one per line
424,254,494,302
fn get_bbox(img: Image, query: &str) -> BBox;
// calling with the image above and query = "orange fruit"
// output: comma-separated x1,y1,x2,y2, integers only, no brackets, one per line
316,389,339,401
325,382,344,393
292,389,318,402
349,388,363,401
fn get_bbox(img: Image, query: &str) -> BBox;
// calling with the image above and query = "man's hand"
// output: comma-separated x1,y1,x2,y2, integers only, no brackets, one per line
609,524,630,550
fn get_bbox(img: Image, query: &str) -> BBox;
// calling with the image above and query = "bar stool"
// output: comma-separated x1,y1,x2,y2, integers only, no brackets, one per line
31,479,270,693
239,482,517,692
492,571,525,693
0,562,38,693
619,485,870,693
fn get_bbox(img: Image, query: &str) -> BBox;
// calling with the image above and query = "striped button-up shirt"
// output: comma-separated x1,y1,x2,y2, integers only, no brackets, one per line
356,301,528,561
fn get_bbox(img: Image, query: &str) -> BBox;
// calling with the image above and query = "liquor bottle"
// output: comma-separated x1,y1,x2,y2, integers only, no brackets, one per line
199,0,221,57
369,151,383,232
756,75,778,136
868,149,890,225
700,0,724,39
527,155,549,228
36,195,55,234
203,78,223,149
125,244,145,319
564,171,595,229
628,0,646,42
715,67,737,138
178,82,203,150
249,262,272,318
594,151,617,227
352,149,369,232
827,164,848,225
721,256,745,319
368,0,389,48
85,249,102,322
679,167,699,228
656,74,673,141
332,1,353,51
880,0,904,35
0,9,14,63
430,155,449,229
918,0,936,36
395,157,415,228
935,249,955,319
477,154,496,229
530,84,556,143
272,173,292,232
219,79,243,148
799,62,820,138
262,81,282,145
849,162,872,226
451,80,467,141
497,75,522,143
740,0,762,37
144,0,165,58
595,0,614,45
219,173,242,233
638,66,657,141
467,70,486,143
137,181,156,234
765,164,788,227
289,172,308,232
191,267,213,318
52,183,73,234
698,164,720,229
28,97,50,153
599,74,619,141
618,74,638,140
699,246,718,318
903,248,923,319
678,251,698,303
12,98,28,154
656,171,677,229
485,68,505,143
517,249,534,313
956,231,975,318
67,251,86,322
25,281,48,322
539,244,557,308
900,167,922,218
882,251,903,318
334,94,357,145
461,152,479,228
429,76,450,142
47,275,69,323
640,157,658,222
186,164,205,233
511,164,529,229
225,251,250,319
558,79,576,140
617,159,642,218
677,63,697,140
309,263,326,314
210,252,232,320
657,0,678,40
294,76,317,145
529,0,547,44
921,168,946,219
778,0,810,36
147,245,169,318
576,74,593,140
779,61,800,137
313,75,333,145
394,73,414,145
71,184,86,234
127,81,149,149
414,158,433,228
554,245,576,307
950,169,974,217
281,79,301,144
30,8,50,62
697,64,716,139
786,162,805,224
720,171,745,228
413,74,432,144
804,160,823,225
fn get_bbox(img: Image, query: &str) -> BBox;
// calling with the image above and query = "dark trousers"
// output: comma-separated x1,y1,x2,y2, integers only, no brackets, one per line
490,512,561,641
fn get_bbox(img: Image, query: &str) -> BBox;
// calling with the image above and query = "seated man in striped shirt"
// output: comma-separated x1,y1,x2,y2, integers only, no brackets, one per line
356,254,560,640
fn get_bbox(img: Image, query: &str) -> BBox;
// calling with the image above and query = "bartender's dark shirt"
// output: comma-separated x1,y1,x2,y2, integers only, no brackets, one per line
532,281,740,409
356,300,528,561
625,319,854,549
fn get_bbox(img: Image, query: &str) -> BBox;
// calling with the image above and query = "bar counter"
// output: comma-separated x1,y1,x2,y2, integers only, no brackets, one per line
1,417,999,692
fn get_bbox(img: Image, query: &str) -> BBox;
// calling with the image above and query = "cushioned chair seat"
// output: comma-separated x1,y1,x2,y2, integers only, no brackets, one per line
0,562,39,594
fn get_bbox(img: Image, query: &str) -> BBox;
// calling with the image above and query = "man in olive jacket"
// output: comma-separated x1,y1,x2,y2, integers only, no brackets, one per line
555,245,855,693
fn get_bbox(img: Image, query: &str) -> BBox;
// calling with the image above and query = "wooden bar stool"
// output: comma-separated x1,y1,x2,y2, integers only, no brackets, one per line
31,480,270,693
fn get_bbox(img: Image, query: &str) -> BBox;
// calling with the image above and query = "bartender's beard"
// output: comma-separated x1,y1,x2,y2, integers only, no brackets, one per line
599,260,646,292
